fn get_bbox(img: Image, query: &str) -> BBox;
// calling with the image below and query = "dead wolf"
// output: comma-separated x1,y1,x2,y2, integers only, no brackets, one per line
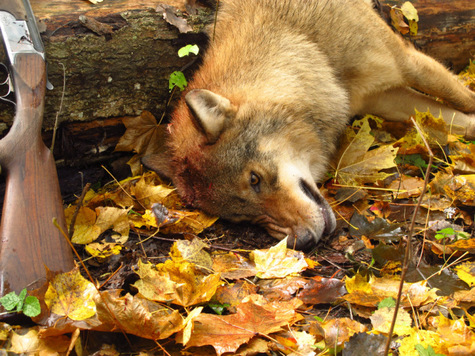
148,0,475,250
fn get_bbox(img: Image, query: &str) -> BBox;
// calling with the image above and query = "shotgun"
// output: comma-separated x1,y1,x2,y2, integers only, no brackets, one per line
0,0,74,298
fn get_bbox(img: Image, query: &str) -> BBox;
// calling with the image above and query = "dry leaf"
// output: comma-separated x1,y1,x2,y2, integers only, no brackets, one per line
370,307,412,335
133,259,221,307
344,273,438,308
250,238,308,279
44,269,98,321
212,252,257,280
184,298,302,355
334,117,397,185
95,290,184,340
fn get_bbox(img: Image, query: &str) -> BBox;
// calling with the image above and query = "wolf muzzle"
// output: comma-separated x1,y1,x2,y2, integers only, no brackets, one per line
283,180,336,250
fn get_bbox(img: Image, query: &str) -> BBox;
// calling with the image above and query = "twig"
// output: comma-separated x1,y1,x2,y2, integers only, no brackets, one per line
384,117,434,355
68,182,91,238
98,262,124,289
102,165,145,210
50,62,66,152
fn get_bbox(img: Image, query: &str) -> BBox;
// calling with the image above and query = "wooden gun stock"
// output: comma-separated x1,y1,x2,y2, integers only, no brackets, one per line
0,53,74,296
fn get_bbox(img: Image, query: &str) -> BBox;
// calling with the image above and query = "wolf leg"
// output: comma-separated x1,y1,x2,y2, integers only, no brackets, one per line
402,49,475,113
361,86,475,138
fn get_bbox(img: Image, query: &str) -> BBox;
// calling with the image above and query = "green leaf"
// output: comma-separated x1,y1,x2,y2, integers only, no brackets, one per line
415,344,443,356
22,296,41,317
378,297,396,309
435,227,455,240
169,71,188,92
208,302,229,315
0,291,20,311
16,288,27,312
178,44,199,57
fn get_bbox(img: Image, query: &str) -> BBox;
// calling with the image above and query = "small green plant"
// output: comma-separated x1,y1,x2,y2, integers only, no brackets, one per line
378,297,396,309
168,44,200,93
0,288,41,317
208,302,230,315
395,153,435,169
169,71,188,92
178,44,199,57
434,227,469,241
415,344,444,356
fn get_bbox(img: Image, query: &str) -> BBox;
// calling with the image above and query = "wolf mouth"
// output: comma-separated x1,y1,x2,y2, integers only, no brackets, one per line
299,179,334,237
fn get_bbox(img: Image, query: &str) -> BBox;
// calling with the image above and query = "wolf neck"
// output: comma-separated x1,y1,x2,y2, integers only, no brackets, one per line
188,1,351,139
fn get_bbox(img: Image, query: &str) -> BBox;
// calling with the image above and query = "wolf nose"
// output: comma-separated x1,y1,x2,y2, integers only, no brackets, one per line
298,179,336,242
287,230,319,250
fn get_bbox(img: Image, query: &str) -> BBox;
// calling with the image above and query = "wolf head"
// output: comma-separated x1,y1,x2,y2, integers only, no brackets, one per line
147,89,339,250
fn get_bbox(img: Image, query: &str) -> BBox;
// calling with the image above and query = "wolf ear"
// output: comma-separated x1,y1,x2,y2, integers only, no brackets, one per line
185,89,235,143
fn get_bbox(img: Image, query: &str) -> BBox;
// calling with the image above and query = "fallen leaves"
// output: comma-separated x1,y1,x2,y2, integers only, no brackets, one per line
333,117,397,185
133,259,221,307
64,171,218,251
184,298,302,355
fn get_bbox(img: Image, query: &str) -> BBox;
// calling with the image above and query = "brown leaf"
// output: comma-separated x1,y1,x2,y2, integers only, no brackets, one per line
184,298,302,355
390,8,409,35
320,318,367,348
115,111,167,157
297,276,346,304
388,175,425,199
213,281,258,307
258,277,307,301
156,4,193,33
95,290,184,340
212,251,257,280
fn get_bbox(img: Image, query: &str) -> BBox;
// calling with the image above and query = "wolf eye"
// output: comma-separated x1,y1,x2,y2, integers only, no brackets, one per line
250,172,261,192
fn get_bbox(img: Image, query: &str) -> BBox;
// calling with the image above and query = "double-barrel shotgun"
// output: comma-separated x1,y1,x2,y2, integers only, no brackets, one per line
0,0,74,302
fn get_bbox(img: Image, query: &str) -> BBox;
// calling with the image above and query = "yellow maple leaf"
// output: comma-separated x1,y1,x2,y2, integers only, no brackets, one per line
44,269,98,321
132,173,174,209
454,262,475,287
344,273,438,308
70,206,130,244
443,175,475,205
160,210,218,235
9,328,71,354
396,110,448,155
399,329,444,356
371,307,412,335
133,259,221,307
85,242,122,259
250,238,308,279
171,238,213,271
334,117,397,185
447,142,475,174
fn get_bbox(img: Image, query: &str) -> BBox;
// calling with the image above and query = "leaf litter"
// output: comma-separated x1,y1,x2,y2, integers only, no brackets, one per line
2,57,475,356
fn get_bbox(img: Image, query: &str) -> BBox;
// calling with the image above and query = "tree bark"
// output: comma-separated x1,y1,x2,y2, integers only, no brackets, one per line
381,0,474,71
